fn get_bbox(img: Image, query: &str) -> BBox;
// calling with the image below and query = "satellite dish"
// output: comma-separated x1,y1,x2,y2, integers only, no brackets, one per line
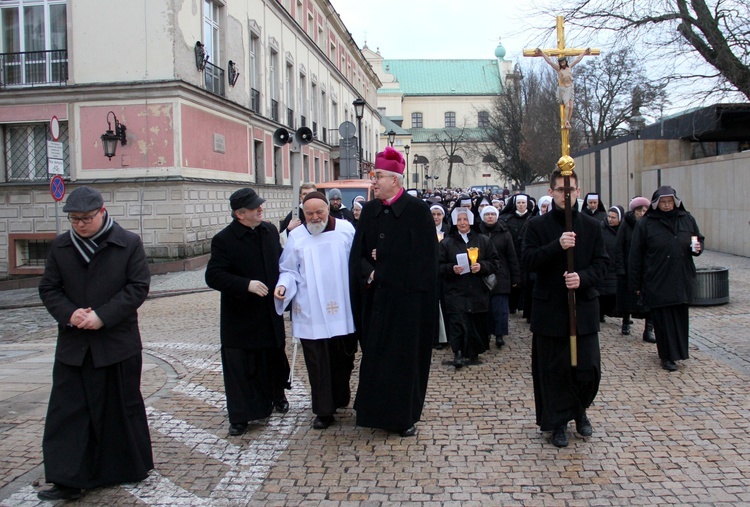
339,121,356,139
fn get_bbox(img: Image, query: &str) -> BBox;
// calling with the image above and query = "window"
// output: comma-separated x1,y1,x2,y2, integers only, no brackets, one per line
0,0,68,86
478,110,490,128
285,62,294,127
4,121,69,181
411,112,423,129
445,112,456,128
311,82,317,135
249,33,260,107
203,1,223,95
299,71,307,127
270,49,279,121
9,233,56,275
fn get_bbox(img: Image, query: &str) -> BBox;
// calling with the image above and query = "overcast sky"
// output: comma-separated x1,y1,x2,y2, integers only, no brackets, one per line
331,0,557,63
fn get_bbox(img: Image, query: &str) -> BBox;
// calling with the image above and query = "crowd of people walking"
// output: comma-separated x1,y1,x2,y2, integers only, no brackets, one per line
32,149,705,500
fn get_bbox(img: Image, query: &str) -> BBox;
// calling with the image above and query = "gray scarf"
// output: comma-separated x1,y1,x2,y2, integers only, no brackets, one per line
69,211,114,264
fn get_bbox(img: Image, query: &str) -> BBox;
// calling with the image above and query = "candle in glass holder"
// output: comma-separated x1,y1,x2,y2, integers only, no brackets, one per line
467,247,479,265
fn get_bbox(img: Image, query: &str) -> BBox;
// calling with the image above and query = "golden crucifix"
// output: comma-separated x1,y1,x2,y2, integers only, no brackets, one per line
523,16,600,157
523,16,600,368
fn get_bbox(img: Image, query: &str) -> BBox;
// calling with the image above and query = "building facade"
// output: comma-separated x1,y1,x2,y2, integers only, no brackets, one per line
363,42,516,191
0,0,380,279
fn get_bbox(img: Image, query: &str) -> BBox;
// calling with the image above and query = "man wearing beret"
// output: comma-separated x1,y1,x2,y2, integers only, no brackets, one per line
205,187,290,436
349,147,439,437
37,186,153,501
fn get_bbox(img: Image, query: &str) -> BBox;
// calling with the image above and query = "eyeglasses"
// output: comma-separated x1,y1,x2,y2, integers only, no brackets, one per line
553,187,577,194
67,210,100,224
369,171,394,181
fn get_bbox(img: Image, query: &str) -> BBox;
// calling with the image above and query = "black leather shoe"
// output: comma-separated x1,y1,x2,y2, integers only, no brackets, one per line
274,396,290,413
37,485,82,501
495,336,505,347
575,413,593,437
453,351,465,368
621,322,631,335
662,360,678,372
551,426,568,448
228,422,248,436
643,324,656,343
400,425,417,437
312,415,334,429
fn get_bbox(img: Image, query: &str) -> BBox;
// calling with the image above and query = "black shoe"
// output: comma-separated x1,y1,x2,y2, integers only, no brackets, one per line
274,395,290,413
575,413,593,437
495,336,505,348
312,415,334,429
400,425,417,437
662,360,678,372
643,321,656,343
453,351,465,368
37,485,82,501
228,422,248,436
621,323,631,335
551,426,568,448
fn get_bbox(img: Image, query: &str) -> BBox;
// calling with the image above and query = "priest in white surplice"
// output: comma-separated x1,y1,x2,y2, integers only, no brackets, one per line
274,191,357,430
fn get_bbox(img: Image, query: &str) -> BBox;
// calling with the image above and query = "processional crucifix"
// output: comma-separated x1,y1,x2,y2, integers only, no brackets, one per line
523,16,600,367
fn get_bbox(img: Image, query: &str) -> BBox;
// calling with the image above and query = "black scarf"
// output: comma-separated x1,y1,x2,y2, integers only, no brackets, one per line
69,210,114,264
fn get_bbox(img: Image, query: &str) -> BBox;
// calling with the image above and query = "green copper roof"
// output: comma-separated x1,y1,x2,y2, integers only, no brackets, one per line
409,128,490,143
381,60,503,96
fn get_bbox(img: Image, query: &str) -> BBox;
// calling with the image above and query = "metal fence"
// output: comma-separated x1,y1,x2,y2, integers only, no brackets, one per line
0,49,68,88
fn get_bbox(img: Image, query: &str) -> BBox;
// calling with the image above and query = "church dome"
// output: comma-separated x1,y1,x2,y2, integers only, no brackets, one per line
494,40,506,59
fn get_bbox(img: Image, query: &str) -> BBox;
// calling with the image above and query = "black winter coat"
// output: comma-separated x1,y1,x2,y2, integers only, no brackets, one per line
478,220,520,294
595,221,619,296
39,223,150,368
614,211,642,314
523,206,609,337
205,219,285,349
439,231,499,314
629,208,704,309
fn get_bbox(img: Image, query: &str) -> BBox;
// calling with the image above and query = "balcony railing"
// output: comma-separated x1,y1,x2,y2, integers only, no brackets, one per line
287,108,294,128
204,61,225,97
251,88,260,113
1,49,68,88
271,99,279,121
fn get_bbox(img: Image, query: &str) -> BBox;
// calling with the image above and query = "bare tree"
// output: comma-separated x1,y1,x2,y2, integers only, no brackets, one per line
478,64,564,189
429,126,470,188
539,0,750,102
575,49,669,145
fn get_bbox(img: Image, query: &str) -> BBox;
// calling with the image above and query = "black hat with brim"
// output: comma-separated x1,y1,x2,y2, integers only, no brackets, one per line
230,187,265,210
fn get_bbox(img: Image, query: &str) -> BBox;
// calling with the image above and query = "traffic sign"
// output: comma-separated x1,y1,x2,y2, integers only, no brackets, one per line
50,175,65,202
50,116,60,141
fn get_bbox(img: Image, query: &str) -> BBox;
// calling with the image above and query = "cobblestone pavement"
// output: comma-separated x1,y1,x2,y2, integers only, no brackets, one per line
0,251,748,506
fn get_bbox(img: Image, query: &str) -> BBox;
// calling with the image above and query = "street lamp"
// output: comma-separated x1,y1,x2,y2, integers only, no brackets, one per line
387,130,396,147
413,153,419,187
353,97,366,178
404,145,410,186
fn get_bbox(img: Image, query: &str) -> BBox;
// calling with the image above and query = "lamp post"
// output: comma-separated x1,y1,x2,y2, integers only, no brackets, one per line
387,129,396,147
404,145,410,187
353,97,366,178
413,154,419,188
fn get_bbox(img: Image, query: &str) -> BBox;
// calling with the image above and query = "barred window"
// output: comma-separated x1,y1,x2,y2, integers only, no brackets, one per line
4,122,70,181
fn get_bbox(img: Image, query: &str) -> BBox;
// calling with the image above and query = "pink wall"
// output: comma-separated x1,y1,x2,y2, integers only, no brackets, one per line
181,105,249,174
81,104,175,170
0,103,67,122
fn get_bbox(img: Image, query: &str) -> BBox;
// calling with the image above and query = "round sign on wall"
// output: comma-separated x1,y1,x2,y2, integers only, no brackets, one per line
50,116,60,141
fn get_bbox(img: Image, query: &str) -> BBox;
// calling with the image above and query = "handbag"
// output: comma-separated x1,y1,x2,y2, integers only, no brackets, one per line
483,273,497,291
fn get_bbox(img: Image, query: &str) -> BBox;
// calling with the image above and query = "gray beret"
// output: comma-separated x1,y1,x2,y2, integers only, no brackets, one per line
62,186,104,213
230,187,265,210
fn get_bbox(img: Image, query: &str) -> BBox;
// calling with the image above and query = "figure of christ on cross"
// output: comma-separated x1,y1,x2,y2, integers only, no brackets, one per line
523,16,600,134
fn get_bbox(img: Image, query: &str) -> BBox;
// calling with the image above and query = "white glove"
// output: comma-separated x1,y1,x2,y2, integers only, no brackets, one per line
248,280,269,297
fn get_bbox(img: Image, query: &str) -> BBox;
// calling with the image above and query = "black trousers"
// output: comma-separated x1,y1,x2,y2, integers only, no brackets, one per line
651,304,690,361
531,333,601,431
221,346,290,424
43,352,153,489
300,335,357,417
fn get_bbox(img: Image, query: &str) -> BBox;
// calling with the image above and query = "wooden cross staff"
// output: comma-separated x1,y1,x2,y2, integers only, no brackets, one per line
523,16,600,368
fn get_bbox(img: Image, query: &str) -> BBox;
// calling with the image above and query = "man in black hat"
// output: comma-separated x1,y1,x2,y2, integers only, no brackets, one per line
205,187,290,436
37,186,153,501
